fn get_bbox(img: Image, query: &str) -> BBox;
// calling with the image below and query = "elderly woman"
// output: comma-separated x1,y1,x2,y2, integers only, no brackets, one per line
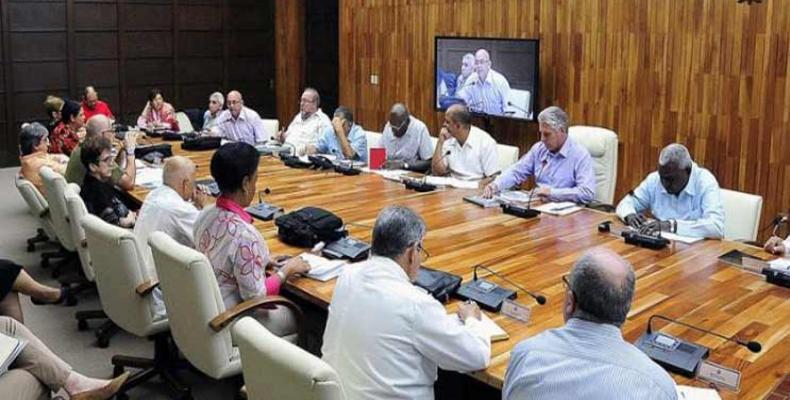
136,88,179,131
18,122,68,194
203,91,224,131
79,136,137,228
194,142,310,341
50,100,86,156
43,95,64,134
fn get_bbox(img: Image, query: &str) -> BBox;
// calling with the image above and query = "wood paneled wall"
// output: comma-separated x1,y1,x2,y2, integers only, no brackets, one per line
274,0,304,125
338,0,790,241
0,0,275,167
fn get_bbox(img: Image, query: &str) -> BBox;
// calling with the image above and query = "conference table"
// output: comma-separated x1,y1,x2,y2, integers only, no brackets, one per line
130,141,789,399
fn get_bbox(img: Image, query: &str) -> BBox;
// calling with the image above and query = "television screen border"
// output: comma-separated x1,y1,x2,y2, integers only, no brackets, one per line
434,35,540,122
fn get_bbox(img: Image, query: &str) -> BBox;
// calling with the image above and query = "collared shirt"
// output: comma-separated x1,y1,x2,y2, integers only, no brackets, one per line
137,101,179,132
457,69,511,115
284,109,332,156
134,185,200,272
194,197,281,309
315,123,367,162
616,162,725,238
81,174,131,227
49,123,81,156
381,116,434,164
494,137,596,204
203,110,222,130
81,100,115,122
214,107,266,145
322,255,491,400
19,152,68,194
441,126,499,180
65,145,123,187
503,318,677,400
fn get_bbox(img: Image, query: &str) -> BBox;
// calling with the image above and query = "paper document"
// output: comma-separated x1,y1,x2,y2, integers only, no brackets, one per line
660,232,704,244
299,253,346,282
768,257,790,272
136,167,163,189
361,168,410,181
453,312,509,342
534,202,583,216
423,176,479,189
135,159,146,169
675,385,721,400
0,333,27,376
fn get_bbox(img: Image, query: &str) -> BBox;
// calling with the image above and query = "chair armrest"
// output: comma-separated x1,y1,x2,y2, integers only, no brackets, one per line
135,279,159,297
39,207,50,219
209,295,304,334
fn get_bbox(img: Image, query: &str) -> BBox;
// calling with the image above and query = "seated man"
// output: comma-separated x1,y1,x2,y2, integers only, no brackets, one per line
277,87,332,156
765,234,790,258
482,106,596,204
456,49,511,115
213,90,266,144
503,248,677,400
50,100,86,156
81,86,115,122
65,114,138,191
616,143,724,239
79,136,137,228
203,91,224,131
431,104,498,180
18,122,68,194
306,105,367,162
381,103,434,172
322,206,491,400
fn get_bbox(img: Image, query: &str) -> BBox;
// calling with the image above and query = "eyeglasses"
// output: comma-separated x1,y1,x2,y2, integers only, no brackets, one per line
417,243,430,262
389,119,407,132
98,155,114,164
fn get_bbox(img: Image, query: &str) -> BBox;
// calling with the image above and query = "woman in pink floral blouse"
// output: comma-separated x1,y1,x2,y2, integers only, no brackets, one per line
136,88,180,131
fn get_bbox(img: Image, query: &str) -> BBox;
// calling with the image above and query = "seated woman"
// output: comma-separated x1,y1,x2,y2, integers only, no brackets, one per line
79,136,137,228
194,142,309,340
18,122,68,194
50,100,86,156
43,95,64,135
203,91,224,131
136,88,180,132
0,316,128,400
0,259,69,322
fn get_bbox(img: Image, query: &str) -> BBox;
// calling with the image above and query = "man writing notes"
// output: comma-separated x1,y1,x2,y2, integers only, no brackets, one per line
503,248,677,400
213,90,266,144
322,206,490,400
381,103,434,172
482,106,596,204
306,106,367,162
457,49,511,115
616,143,724,239
277,87,332,156
431,104,498,181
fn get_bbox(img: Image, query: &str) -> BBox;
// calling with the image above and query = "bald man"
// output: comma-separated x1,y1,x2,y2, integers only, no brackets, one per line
457,49,511,115
81,86,115,122
277,88,332,156
212,90,267,144
381,103,434,172
503,249,676,400
64,114,138,190
432,104,498,181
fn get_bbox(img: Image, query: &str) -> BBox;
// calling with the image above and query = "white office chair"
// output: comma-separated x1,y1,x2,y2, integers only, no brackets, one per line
504,89,532,119
365,130,383,160
721,189,763,242
15,175,58,252
568,126,618,204
496,144,519,173
176,112,194,133
262,119,280,139
149,232,304,387
235,317,346,400
39,167,78,276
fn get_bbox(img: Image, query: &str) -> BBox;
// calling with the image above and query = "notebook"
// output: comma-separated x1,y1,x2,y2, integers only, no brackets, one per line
0,333,26,377
452,312,509,342
299,253,346,282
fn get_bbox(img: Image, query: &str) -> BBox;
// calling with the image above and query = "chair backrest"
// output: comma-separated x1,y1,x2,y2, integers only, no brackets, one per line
262,119,279,139
15,175,57,240
504,89,532,119
39,166,77,251
176,112,194,133
81,214,166,337
234,317,346,400
149,232,240,379
496,144,519,173
364,130,383,160
63,184,95,281
568,125,618,204
721,189,763,241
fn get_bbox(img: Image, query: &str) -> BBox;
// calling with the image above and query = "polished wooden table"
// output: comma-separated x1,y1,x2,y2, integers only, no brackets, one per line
130,142,789,399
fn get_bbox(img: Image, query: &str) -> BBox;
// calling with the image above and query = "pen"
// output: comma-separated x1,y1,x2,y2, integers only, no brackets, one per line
550,205,576,212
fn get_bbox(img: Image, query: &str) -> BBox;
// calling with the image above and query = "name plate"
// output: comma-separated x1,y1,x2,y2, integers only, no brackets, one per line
501,299,531,323
697,360,740,392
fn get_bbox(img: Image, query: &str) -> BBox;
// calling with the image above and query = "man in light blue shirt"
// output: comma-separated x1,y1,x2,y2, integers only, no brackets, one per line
616,143,724,239
503,248,677,400
382,103,434,172
482,106,596,204
308,105,367,162
457,49,511,115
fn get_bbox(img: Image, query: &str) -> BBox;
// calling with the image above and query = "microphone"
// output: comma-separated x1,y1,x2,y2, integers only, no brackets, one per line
647,315,761,353
473,264,546,305
501,159,547,219
620,189,670,249
404,151,451,192
246,187,281,221
257,188,271,204
506,101,530,115
456,263,544,311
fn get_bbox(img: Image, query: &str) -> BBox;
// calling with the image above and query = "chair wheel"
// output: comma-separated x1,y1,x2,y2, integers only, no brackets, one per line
26,243,35,252
97,336,110,348
77,319,88,331
41,258,50,269
113,365,125,377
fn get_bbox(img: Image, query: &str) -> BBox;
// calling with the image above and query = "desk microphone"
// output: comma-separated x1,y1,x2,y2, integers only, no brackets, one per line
506,101,530,115
501,159,546,219
646,315,761,353
473,264,546,305
403,151,450,192
246,188,281,221
257,188,271,204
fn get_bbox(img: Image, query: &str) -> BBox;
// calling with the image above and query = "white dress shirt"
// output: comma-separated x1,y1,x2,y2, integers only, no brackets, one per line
440,126,499,180
284,109,332,156
213,107,267,144
322,256,491,400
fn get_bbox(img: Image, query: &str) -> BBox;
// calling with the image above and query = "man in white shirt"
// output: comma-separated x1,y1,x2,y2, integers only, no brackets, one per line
457,49,511,115
382,103,434,172
213,90,266,144
277,87,332,156
322,206,491,400
431,104,498,181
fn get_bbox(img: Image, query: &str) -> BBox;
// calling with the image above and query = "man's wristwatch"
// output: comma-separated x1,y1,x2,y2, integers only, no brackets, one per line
276,269,287,282
403,162,410,170
126,148,135,156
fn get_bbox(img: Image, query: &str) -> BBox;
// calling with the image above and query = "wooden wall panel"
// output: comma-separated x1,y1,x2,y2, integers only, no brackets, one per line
274,0,304,125
338,0,790,242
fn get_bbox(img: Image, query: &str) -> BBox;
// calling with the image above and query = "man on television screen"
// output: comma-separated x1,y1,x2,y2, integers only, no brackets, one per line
457,49,511,115
456,53,476,91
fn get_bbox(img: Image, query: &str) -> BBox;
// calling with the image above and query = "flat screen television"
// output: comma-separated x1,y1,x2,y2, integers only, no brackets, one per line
435,36,539,121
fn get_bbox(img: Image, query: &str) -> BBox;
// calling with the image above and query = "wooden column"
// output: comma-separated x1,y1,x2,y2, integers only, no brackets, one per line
274,0,305,125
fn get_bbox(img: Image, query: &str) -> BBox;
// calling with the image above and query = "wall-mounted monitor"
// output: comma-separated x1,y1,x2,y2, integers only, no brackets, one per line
435,36,539,121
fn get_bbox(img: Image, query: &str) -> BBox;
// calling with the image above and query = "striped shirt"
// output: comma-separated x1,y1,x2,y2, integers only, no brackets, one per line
503,318,677,400
214,107,267,145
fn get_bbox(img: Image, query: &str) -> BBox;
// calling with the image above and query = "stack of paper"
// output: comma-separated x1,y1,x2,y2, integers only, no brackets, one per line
675,385,721,400
452,312,509,342
136,167,163,189
0,333,26,376
497,190,532,203
768,258,790,272
534,202,583,216
361,168,410,181
423,176,479,189
660,232,704,244
299,253,346,282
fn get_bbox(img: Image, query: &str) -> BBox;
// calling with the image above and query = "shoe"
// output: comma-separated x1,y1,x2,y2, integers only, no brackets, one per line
71,371,129,400
31,285,71,305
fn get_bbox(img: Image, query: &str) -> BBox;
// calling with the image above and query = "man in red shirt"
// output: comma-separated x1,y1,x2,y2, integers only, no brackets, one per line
81,86,115,122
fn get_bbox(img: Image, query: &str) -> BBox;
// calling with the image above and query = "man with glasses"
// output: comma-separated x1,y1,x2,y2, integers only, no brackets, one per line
322,206,491,400
381,103,434,172
457,48,511,115
64,114,138,190
213,90,266,144
276,87,332,156
202,92,224,131
503,248,676,400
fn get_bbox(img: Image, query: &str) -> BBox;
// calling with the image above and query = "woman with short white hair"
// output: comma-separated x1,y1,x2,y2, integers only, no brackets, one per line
203,91,224,130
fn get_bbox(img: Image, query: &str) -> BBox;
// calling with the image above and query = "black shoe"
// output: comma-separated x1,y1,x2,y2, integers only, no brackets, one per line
31,285,71,305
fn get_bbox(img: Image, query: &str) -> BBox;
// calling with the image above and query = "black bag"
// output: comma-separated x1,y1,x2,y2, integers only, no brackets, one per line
414,267,462,303
275,207,346,247
134,143,173,159
182,135,221,151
